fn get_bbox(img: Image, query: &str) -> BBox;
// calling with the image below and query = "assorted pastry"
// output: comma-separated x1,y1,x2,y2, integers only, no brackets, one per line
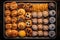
4,1,56,38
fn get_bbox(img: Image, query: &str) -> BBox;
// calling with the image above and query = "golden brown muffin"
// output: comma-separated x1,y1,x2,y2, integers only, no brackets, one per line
5,10,11,16
12,17,17,23
5,16,11,23
10,1,17,10
5,29,12,37
11,10,17,17
26,20,32,27
18,22,26,29
18,15,25,22
11,30,18,37
25,12,31,19
19,30,26,37
43,11,49,17
43,18,49,24
18,9,25,16
25,28,32,36
6,24,12,29
5,3,10,9
12,23,17,30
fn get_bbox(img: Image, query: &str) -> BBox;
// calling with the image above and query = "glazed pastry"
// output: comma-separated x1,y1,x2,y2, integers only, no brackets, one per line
32,31,38,36
43,11,49,17
44,31,48,36
49,3,55,10
11,30,18,37
43,19,49,24
18,15,25,22
26,20,32,27
18,8,25,15
25,12,31,19
10,1,17,10
49,10,56,16
32,25,38,30
49,31,55,37
12,17,17,23
38,19,43,24
11,10,17,17
25,28,32,36
5,29,12,37
38,31,43,36
49,17,56,23
38,24,43,30
18,22,26,29
5,10,11,16
43,25,48,30
5,16,11,23
19,30,26,37
49,24,55,30
32,18,37,24
5,3,10,9
37,12,43,18
12,23,17,30
6,24,12,29
32,12,37,18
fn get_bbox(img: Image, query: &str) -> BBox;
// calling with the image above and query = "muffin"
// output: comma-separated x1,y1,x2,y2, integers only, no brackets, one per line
49,31,55,37
5,10,11,16
38,24,43,30
43,11,49,17
32,12,37,18
44,31,48,36
11,30,18,37
43,25,48,30
38,31,43,36
49,24,55,30
38,19,43,24
43,18,49,24
12,17,17,23
25,12,31,19
6,24,12,29
37,12,43,18
10,1,17,10
49,10,56,16
5,3,10,9
11,10,17,17
32,31,38,36
25,28,32,36
18,15,25,22
49,3,55,10
18,8,25,16
12,23,17,30
5,29,12,37
18,22,26,29
5,16,11,23
32,25,38,30
26,20,32,27
49,17,56,23
19,30,26,37
32,18,37,24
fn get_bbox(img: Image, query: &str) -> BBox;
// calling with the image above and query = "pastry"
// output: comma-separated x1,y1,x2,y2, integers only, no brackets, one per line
38,31,43,36
43,25,48,30
25,12,31,19
5,16,11,23
38,19,43,24
18,22,26,29
19,30,26,37
5,3,10,9
5,10,11,16
10,1,17,10
32,25,38,30
11,10,17,17
38,24,43,30
6,24,12,29
12,17,17,23
32,12,37,18
32,18,37,24
32,31,38,36
26,20,32,27
44,31,48,36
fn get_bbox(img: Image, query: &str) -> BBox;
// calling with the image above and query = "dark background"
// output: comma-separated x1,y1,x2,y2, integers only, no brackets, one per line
0,0,60,39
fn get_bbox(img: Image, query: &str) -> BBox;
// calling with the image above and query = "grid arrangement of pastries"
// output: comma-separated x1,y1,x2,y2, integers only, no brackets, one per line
4,1,56,38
